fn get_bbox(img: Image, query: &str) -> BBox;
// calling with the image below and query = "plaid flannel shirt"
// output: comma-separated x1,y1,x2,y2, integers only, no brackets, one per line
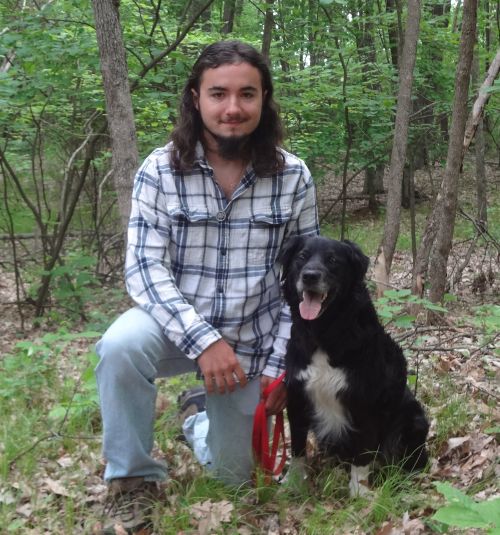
125,142,319,379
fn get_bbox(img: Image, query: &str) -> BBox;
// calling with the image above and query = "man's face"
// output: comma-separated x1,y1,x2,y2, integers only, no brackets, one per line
192,62,265,148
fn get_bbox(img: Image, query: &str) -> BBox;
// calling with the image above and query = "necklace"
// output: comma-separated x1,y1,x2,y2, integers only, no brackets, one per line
214,160,247,198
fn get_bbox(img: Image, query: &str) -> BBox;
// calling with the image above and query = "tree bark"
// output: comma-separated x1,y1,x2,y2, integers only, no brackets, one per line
385,0,401,70
92,0,139,232
374,0,421,295
355,0,385,209
471,53,487,227
222,0,236,34
428,0,477,305
262,0,274,59
462,48,500,155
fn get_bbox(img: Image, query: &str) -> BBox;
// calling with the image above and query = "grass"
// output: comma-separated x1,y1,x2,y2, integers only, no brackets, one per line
1,194,499,533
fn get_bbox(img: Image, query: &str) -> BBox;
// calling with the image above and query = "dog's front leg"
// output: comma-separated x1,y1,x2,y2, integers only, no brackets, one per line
283,380,310,486
287,380,310,457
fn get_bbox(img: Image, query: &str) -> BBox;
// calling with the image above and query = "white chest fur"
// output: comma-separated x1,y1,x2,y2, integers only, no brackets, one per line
296,349,351,440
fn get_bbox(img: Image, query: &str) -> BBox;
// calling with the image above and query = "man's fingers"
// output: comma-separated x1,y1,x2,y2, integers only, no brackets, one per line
205,368,242,395
204,374,215,394
234,364,248,387
265,384,287,414
222,369,237,393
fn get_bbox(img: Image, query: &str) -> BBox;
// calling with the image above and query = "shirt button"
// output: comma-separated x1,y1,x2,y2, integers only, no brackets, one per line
220,248,227,256
216,210,226,222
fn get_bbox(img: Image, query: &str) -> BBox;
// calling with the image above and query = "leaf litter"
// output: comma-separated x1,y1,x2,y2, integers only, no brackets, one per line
1,170,498,533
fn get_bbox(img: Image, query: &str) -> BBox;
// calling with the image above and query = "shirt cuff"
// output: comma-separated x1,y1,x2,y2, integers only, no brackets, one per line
175,322,222,360
262,357,286,379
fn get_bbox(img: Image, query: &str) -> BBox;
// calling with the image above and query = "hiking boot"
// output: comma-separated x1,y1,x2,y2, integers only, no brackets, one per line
177,385,206,424
98,477,160,534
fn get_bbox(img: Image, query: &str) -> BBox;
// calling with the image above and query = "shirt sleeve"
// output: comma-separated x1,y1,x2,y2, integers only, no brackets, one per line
125,152,221,359
263,159,320,378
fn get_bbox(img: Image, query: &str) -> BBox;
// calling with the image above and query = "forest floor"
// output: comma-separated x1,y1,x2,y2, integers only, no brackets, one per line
0,161,499,534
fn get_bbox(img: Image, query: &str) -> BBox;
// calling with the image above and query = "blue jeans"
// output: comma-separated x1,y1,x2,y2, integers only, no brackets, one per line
95,307,261,486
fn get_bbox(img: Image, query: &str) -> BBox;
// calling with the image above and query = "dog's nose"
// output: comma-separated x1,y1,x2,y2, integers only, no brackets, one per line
301,270,321,284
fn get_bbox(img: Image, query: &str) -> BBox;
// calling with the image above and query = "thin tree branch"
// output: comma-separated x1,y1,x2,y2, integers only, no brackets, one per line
129,0,217,92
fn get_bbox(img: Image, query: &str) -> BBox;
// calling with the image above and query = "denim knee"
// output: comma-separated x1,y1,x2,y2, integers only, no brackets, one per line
95,323,159,385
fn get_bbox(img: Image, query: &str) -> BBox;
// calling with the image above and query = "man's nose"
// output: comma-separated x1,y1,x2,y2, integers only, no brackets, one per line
226,95,242,114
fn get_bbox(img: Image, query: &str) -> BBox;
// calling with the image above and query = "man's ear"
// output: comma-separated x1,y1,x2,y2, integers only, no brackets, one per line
191,88,199,110
278,235,304,282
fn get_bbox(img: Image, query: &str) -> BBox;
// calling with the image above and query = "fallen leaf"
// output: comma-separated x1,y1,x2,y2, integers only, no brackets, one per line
375,521,402,535
56,454,75,468
16,502,33,518
43,477,71,497
402,511,426,534
0,489,16,505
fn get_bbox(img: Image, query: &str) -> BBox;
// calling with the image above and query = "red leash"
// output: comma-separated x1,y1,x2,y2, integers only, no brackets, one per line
252,372,287,482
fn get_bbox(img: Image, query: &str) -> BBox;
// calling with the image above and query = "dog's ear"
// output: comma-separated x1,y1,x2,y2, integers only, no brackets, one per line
343,240,370,279
278,235,305,281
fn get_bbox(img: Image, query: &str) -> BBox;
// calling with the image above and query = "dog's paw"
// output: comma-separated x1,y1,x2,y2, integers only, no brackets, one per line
348,478,372,498
349,464,372,498
280,457,309,493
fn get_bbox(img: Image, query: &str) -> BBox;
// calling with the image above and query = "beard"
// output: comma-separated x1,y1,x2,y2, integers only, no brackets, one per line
203,128,252,161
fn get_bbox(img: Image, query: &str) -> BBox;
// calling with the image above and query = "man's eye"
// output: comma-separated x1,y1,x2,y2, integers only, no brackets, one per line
210,92,224,99
242,92,255,99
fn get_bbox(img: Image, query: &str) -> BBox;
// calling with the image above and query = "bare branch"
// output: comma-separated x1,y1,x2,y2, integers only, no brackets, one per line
463,48,500,155
129,0,217,92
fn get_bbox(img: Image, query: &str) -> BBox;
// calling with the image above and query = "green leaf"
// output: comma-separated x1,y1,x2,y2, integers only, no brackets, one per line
394,314,416,328
48,405,68,421
435,482,475,507
433,504,490,528
423,302,448,312
474,498,500,527
433,483,500,532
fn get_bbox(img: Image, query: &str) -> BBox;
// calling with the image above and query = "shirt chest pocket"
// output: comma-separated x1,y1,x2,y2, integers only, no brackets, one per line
168,206,213,266
245,207,293,267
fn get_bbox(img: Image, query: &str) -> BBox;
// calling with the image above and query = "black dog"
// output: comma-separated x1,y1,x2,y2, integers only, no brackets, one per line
280,236,429,495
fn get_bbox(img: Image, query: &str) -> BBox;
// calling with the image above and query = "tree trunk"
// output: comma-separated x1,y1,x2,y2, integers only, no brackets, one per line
262,0,274,59
222,0,236,34
428,0,477,305
92,0,139,232
462,48,500,155
471,53,487,227
192,0,212,31
411,191,442,296
374,0,421,295
364,165,385,212
355,0,385,209
385,0,401,70
452,0,462,32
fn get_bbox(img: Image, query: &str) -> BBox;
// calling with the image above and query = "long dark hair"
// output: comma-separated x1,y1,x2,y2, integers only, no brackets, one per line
169,40,285,176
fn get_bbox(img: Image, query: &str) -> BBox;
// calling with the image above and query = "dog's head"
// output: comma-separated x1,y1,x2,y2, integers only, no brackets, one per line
279,235,369,321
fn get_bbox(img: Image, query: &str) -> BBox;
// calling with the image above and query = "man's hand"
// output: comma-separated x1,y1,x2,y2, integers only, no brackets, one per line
260,374,287,415
197,339,248,395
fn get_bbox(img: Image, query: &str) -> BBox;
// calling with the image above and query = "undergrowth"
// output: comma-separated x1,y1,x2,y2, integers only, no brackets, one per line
0,214,498,532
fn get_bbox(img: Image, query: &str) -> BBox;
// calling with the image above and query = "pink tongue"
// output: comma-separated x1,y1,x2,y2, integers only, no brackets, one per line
299,292,323,320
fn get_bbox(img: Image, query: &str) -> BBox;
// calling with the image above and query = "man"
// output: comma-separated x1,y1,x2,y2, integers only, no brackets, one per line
96,40,319,532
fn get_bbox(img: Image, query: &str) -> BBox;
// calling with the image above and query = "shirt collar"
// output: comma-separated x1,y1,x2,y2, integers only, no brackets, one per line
194,141,211,171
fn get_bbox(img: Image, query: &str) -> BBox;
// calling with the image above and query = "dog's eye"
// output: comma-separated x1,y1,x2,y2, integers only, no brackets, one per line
298,251,308,260
328,255,337,265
